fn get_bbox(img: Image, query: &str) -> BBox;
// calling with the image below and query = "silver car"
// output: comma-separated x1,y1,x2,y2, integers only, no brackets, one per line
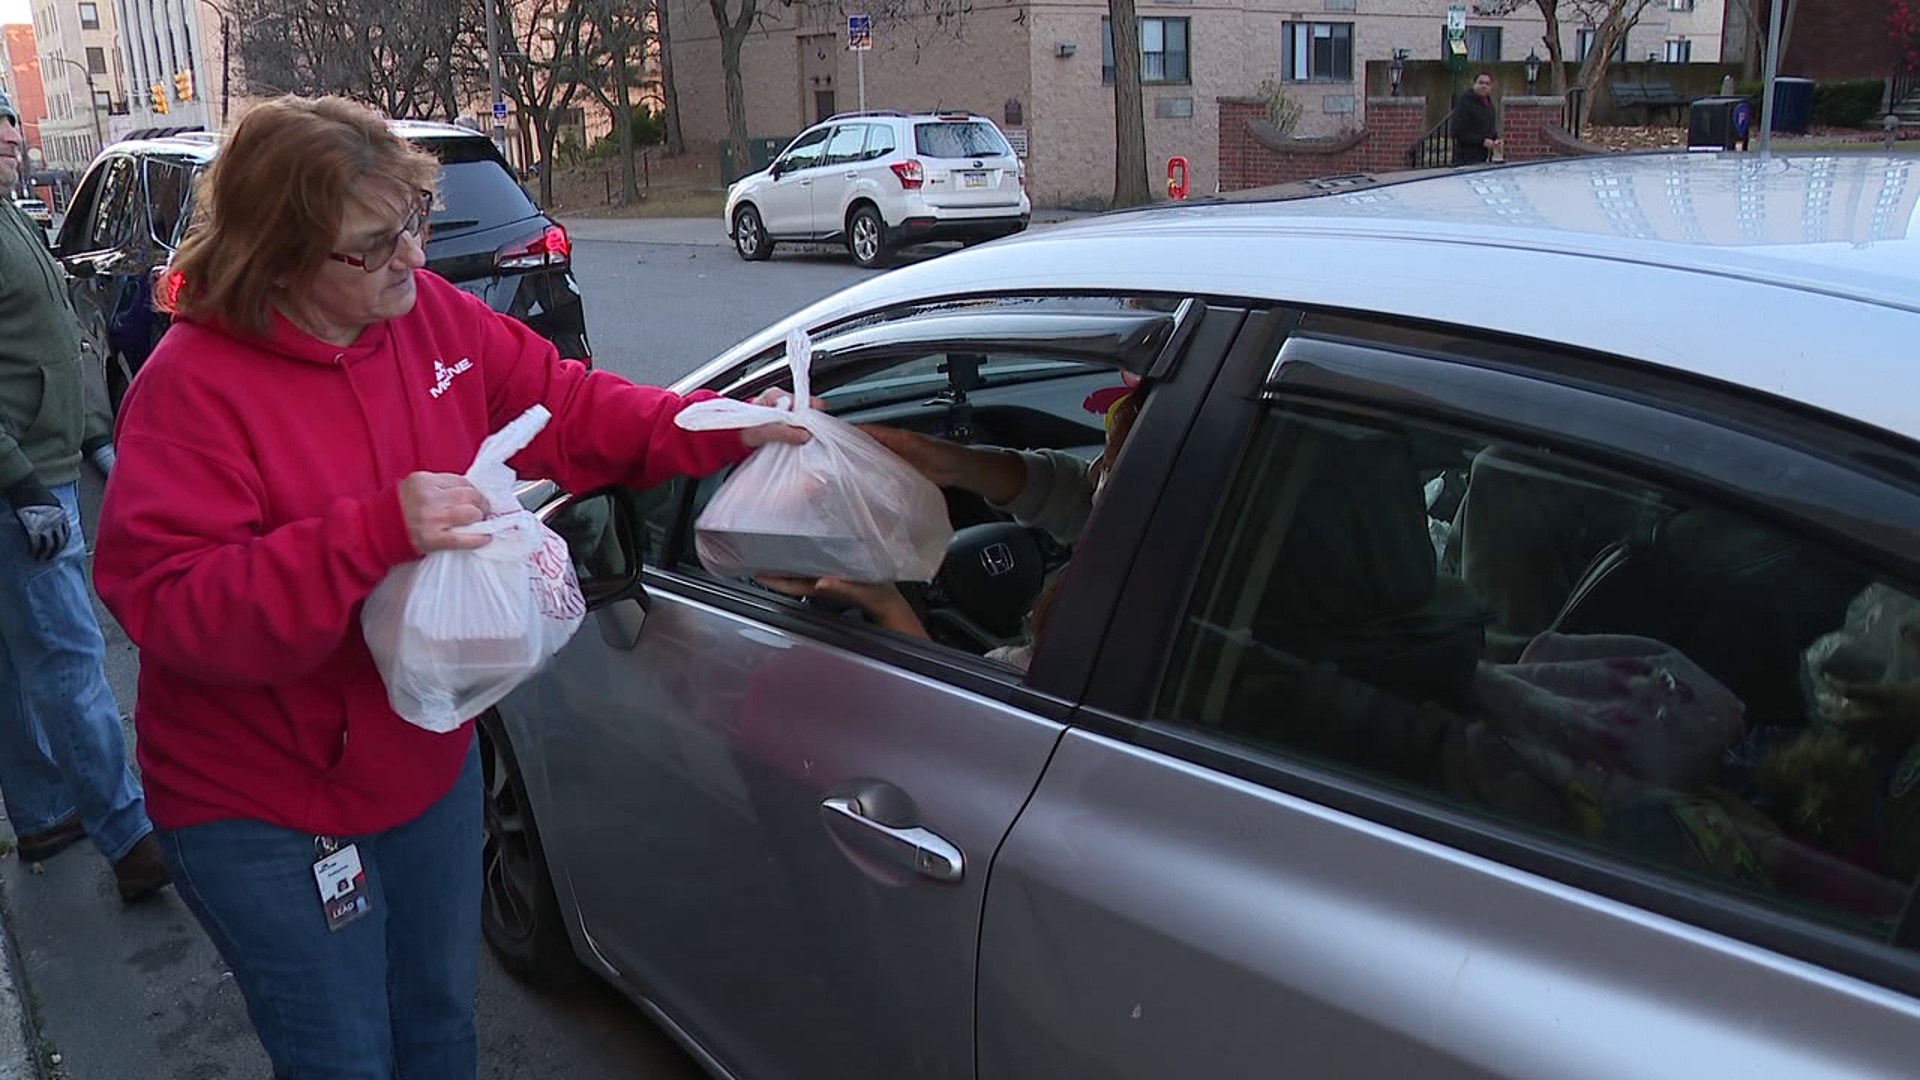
488,152,1920,1078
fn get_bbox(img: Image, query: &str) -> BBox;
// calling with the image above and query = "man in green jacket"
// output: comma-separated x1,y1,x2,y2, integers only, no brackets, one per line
0,91,169,902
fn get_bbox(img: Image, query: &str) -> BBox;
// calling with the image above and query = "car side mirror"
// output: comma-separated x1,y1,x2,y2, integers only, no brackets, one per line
537,489,648,615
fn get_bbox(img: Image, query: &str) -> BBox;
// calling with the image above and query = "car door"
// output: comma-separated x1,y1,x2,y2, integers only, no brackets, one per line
977,307,1920,1077
53,154,141,403
510,296,1234,1080
814,123,870,236
756,127,831,237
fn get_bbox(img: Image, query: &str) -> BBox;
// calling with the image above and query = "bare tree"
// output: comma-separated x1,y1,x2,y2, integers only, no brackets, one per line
578,0,654,202
1106,0,1150,207
232,0,472,116
1567,0,1651,130
485,0,589,205
656,0,686,155
708,0,757,153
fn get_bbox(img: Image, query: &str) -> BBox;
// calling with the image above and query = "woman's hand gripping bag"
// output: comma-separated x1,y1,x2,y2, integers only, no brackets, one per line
361,405,587,733
674,328,953,583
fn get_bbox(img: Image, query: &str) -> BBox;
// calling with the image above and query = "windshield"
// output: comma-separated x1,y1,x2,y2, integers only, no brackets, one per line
913,121,1012,159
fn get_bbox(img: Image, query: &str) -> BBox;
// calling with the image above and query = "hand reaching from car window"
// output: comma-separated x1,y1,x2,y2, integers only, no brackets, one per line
755,575,931,639
862,426,1025,504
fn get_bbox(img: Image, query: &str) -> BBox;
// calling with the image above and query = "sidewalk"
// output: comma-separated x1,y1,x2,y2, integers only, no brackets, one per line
0,827,44,1080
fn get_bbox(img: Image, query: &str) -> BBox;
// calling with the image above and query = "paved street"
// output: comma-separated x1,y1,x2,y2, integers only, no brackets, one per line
0,224,877,1080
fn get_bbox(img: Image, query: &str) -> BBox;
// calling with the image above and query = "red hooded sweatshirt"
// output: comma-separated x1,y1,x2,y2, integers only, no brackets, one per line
94,271,749,836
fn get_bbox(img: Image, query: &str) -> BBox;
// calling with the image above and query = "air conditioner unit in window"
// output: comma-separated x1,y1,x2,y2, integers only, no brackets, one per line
1055,41,1077,58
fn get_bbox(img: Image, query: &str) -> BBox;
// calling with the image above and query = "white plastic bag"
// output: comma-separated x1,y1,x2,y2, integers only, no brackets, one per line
674,328,952,583
362,405,587,733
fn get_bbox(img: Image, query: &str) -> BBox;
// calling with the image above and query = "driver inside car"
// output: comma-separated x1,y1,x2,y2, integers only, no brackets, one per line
758,375,1146,671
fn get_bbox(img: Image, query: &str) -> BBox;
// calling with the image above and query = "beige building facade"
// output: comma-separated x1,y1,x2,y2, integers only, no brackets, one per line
32,0,125,170
667,0,1728,207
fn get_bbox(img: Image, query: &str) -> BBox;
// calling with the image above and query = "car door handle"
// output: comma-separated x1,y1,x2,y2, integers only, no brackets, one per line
843,171,858,179
800,179,812,186
820,795,964,883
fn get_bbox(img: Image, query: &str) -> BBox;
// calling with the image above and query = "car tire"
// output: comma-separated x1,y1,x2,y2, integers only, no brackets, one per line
478,709,582,991
848,205,891,270
733,205,772,262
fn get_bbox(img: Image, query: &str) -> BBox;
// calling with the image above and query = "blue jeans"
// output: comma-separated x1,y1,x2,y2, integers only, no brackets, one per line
0,481,150,862
158,742,482,1080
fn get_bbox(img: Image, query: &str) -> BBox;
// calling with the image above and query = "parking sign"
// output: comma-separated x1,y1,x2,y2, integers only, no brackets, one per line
491,100,508,121
848,14,872,50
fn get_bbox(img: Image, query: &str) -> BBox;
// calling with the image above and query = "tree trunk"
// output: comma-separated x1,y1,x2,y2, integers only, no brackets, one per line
1776,0,1800,73
657,0,686,155
1535,0,1567,95
1107,0,1150,208
614,44,638,203
711,0,754,153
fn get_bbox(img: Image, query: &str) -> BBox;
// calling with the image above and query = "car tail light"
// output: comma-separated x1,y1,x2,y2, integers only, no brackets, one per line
890,159,924,190
496,224,571,270
150,266,184,311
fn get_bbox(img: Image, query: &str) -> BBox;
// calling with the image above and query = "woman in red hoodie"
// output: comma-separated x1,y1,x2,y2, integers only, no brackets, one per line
92,96,804,1078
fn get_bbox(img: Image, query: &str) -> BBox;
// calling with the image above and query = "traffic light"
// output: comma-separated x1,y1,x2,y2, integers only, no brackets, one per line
149,84,168,114
174,71,192,102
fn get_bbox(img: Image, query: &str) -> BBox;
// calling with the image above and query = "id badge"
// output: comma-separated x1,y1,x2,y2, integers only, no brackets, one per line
312,838,372,932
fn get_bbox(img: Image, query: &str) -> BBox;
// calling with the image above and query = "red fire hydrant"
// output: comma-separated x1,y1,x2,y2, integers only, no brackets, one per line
1166,156,1190,200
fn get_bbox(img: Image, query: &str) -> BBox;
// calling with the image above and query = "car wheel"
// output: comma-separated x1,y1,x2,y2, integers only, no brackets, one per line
478,709,581,990
733,205,772,262
848,205,891,269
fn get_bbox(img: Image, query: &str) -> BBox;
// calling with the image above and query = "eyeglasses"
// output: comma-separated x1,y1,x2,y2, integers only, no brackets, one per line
327,191,432,272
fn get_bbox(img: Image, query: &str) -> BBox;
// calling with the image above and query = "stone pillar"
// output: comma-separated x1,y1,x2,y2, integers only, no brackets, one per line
1499,96,1572,162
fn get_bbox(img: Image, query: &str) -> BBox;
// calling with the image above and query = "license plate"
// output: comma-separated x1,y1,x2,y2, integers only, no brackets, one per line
961,171,990,189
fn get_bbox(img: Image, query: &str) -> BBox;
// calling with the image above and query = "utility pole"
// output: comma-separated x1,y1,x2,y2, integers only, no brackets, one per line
1758,0,1786,154
220,14,230,129
485,0,504,155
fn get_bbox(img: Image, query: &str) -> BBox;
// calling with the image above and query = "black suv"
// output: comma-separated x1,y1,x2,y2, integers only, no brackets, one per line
55,122,590,414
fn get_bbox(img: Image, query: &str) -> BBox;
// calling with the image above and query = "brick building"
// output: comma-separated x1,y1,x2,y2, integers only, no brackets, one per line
666,0,1730,206
3,24,49,162
1774,0,1902,80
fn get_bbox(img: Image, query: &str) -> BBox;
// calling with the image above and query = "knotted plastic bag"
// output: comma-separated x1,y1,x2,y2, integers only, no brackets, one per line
674,328,952,583
362,405,587,733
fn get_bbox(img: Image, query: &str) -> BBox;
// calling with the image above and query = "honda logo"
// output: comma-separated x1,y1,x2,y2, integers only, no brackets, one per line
980,543,1015,577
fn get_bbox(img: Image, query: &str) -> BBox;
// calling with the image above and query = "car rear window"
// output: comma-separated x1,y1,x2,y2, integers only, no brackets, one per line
913,121,1011,159
413,137,539,235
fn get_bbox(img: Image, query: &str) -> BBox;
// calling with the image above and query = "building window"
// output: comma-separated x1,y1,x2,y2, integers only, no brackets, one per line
1576,28,1630,62
1665,38,1692,62
1283,21,1354,83
1669,0,1694,9
1466,26,1501,62
77,1,98,29
85,46,105,74
1101,17,1192,86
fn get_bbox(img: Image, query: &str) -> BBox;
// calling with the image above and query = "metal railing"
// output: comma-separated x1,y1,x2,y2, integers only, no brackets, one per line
1409,109,1457,169
1893,74,1920,113
1563,86,1586,140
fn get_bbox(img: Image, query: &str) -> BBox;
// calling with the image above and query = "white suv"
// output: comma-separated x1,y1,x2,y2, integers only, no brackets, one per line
725,111,1030,269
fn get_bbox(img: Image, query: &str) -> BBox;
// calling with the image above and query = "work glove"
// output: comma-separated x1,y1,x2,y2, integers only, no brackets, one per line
82,436,115,478
6,474,70,561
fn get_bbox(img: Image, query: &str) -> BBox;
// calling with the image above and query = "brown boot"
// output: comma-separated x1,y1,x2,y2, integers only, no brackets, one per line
113,834,172,903
15,814,85,863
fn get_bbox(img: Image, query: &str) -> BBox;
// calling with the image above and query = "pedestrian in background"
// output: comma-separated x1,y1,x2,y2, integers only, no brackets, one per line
92,95,807,1079
0,88,170,905
1453,71,1502,166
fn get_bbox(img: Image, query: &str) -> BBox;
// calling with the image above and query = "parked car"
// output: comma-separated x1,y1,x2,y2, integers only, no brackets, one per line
53,120,589,416
490,152,1920,1078
725,110,1030,269
13,196,52,232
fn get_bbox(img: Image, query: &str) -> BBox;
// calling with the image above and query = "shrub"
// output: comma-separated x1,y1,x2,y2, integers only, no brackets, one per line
1812,79,1886,128
1255,79,1304,138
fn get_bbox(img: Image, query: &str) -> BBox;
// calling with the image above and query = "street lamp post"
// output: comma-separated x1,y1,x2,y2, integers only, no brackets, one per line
44,55,104,158
198,0,234,130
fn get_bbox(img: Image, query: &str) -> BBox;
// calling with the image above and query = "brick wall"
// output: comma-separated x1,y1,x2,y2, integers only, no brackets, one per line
1782,0,1901,80
1219,95,1596,192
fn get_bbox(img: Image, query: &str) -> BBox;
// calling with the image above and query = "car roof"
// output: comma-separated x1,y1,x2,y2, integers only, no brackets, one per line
688,151,1920,445
98,119,496,167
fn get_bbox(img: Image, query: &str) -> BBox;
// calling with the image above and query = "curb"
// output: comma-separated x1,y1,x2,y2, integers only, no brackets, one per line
0,852,45,1080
